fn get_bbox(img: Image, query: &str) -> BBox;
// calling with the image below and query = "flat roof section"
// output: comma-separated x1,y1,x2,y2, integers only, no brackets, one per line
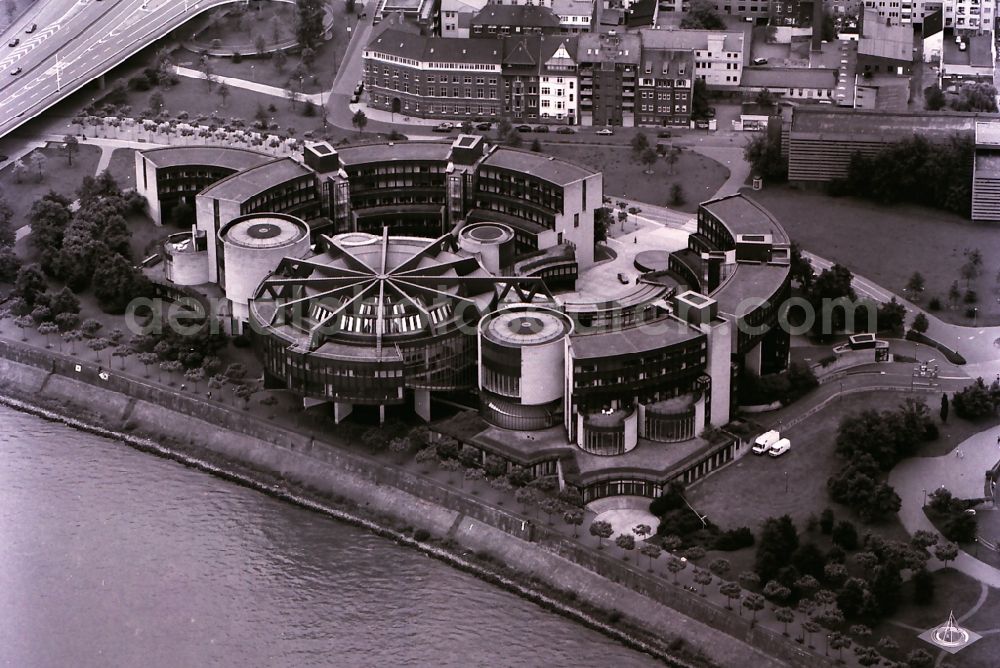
199,158,314,203
336,141,454,167
141,146,272,171
712,262,788,317
700,194,789,245
790,108,986,141
570,316,702,359
483,147,596,186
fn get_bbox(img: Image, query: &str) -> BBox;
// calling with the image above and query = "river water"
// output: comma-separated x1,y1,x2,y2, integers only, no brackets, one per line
0,406,658,668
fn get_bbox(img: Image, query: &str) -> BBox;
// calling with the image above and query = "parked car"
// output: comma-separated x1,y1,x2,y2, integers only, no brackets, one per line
557,126,575,134
768,438,791,457
475,121,492,130
596,127,614,136
433,122,455,133
354,82,364,95
752,57,768,65
657,130,672,138
617,272,630,284
25,23,37,34
350,94,359,103
533,125,550,133
751,430,780,455
516,124,533,132
8,38,19,47
10,67,21,76
694,120,710,129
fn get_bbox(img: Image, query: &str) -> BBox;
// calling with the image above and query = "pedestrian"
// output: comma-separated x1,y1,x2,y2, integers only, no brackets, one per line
181,383,186,391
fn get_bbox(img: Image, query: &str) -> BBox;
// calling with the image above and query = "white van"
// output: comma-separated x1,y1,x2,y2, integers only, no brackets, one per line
752,430,780,455
769,438,791,457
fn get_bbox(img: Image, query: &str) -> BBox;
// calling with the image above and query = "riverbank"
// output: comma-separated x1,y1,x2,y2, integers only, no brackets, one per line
0,342,809,668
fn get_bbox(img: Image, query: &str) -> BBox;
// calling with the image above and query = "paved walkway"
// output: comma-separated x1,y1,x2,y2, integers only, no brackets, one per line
890,425,1000,588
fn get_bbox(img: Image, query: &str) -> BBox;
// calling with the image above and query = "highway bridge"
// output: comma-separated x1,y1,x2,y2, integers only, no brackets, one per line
0,0,247,140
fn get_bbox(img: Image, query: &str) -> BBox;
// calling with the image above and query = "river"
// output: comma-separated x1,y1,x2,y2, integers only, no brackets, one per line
0,405,658,668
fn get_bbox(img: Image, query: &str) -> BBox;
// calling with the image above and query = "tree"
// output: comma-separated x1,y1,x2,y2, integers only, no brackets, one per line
13,263,47,307
763,580,791,604
88,337,110,363
666,556,687,583
911,312,929,334
912,568,935,605
217,81,231,108
948,280,962,308
680,0,726,29
693,568,713,595
744,129,786,181
905,272,926,299
801,620,820,647
93,255,150,315
30,152,47,183
255,35,267,57
831,520,858,550
233,382,254,408
300,46,316,68
719,581,742,609
11,159,27,184
184,366,206,391
530,138,542,152
933,542,958,568
829,632,851,660
951,82,999,113
352,109,368,134
738,570,760,591
563,509,584,537
952,377,995,419
924,85,946,111
640,148,658,174
940,393,949,424
13,315,33,340
742,593,765,622
708,558,731,579
62,329,82,354
137,351,158,377
61,134,80,167
273,48,288,72
615,533,636,560
774,607,795,636
905,648,933,668
296,0,325,51
589,520,613,548
755,515,799,583
50,286,80,318
819,508,835,535
877,297,907,334
691,78,710,120
37,322,59,348
631,131,649,156
639,542,661,571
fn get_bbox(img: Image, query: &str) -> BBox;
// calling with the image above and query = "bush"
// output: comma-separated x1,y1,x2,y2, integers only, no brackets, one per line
655,507,705,537
952,377,995,419
928,297,941,311
649,480,686,516
964,290,978,304
713,527,755,551
912,568,935,605
831,520,858,550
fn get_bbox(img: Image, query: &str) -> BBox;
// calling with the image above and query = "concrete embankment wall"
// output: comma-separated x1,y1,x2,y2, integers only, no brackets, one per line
0,341,829,668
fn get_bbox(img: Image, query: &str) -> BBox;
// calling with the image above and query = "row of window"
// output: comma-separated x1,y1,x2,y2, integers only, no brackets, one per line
639,104,688,113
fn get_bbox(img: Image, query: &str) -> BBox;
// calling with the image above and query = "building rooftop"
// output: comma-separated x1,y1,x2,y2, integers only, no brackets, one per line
569,316,702,359
471,4,561,28
336,141,455,167
789,107,990,140
551,0,594,17
700,194,789,245
141,146,272,171
220,214,309,249
943,33,994,69
482,147,596,186
712,262,789,317
858,9,912,62
577,31,641,64
366,28,502,64
740,67,837,90
198,158,313,203
640,48,693,79
639,27,745,58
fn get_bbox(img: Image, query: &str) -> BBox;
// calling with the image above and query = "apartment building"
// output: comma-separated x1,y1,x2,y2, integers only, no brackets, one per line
639,28,746,88
866,0,993,31
636,48,694,127
470,4,563,36
577,31,642,126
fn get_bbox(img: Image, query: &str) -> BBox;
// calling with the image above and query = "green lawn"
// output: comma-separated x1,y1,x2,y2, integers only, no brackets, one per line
106,148,137,191
750,186,1000,326
190,2,299,51
0,144,102,229
541,143,728,212
179,7,360,95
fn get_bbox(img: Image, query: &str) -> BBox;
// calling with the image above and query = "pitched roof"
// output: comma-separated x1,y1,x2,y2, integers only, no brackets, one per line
471,4,561,28
503,35,540,67
366,28,502,64
640,48,693,78
577,32,641,64
540,35,578,68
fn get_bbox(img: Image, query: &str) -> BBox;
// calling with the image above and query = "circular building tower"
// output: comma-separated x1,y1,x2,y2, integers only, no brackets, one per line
478,304,573,431
249,232,550,423
458,223,515,276
219,213,311,330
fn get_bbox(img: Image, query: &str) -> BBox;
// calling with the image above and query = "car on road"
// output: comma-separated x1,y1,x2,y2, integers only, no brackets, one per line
10,67,21,76
475,121,492,130
533,125,549,133
694,120,710,129
657,130,672,138
9,38,19,47
515,124,533,133
596,127,614,136
25,23,37,34
751,430,780,455
752,57,768,65
557,126,575,134
617,272,630,284
433,122,455,133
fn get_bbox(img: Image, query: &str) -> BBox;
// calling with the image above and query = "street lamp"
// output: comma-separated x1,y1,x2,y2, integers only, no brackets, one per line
250,64,254,82
784,471,788,493
922,488,927,507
